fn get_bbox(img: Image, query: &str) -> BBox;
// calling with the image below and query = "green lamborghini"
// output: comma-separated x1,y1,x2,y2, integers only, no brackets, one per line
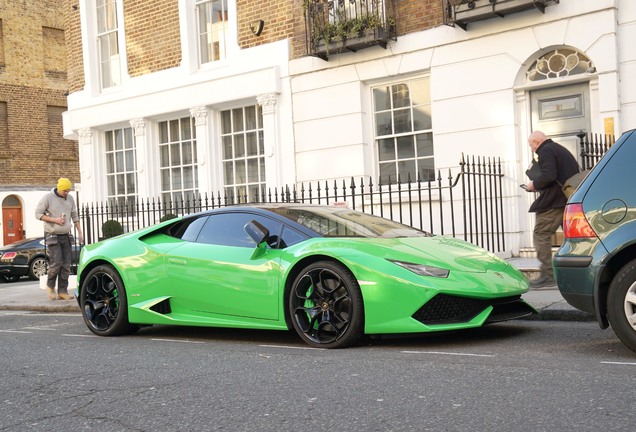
76,203,534,348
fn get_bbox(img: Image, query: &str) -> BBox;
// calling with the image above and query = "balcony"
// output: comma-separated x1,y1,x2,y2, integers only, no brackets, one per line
304,0,397,60
443,0,560,30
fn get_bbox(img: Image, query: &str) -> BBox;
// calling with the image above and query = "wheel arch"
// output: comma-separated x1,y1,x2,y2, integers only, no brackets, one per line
78,259,120,294
28,252,48,267
597,243,636,326
282,254,362,330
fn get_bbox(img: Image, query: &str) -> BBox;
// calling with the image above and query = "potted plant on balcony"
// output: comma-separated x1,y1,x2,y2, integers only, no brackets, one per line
305,0,396,59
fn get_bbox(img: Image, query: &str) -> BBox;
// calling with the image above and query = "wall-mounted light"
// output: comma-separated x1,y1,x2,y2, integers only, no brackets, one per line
250,20,264,36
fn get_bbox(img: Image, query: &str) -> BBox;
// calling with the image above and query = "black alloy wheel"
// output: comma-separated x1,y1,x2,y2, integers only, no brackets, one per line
80,265,137,336
289,261,364,349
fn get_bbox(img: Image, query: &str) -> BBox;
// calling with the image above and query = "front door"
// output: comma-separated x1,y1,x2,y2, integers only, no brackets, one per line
530,83,591,164
530,83,590,246
2,207,23,245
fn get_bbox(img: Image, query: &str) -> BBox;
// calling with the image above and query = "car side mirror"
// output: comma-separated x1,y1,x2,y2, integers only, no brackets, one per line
244,220,270,246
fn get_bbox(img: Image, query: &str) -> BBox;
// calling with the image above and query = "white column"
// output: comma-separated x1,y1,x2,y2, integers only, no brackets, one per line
189,106,212,195
78,128,97,203
130,118,153,199
257,93,281,186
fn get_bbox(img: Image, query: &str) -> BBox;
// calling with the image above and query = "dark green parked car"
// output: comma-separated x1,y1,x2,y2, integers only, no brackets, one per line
554,129,636,353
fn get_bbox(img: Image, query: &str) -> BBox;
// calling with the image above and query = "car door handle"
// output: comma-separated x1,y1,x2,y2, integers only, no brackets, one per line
168,258,187,265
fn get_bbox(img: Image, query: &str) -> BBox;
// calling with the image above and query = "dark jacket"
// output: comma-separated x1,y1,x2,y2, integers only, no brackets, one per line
528,139,580,213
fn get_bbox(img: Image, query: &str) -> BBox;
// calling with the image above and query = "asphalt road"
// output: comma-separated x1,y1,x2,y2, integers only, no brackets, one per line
1,311,634,432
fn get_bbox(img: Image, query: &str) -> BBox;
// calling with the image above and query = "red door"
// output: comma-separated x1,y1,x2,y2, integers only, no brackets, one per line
2,208,23,245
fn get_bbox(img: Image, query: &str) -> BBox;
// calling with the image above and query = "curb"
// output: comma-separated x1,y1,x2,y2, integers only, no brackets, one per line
0,304,80,313
522,308,595,322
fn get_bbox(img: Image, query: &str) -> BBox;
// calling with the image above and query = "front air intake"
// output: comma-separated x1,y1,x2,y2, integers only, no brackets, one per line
412,294,532,325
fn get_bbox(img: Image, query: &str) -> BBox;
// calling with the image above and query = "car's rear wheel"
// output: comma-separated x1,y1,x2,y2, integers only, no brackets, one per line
607,259,636,353
1,274,20,283
80,264,137,336
28,256,48,280
289,261,364,349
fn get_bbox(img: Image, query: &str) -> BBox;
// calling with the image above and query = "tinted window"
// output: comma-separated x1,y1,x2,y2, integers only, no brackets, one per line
279,227,307,248
268,206,430,238
196,213,284,248
167,216,208,241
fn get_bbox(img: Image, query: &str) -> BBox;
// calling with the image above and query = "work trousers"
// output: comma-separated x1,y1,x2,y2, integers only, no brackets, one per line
46,234,73,294
533,207,564,280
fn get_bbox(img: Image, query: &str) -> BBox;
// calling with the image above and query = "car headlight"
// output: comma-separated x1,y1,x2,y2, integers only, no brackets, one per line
389,260,450,278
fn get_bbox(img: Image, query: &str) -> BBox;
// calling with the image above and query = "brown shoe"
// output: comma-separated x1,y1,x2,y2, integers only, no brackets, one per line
57,293,73,300
47,287,56,301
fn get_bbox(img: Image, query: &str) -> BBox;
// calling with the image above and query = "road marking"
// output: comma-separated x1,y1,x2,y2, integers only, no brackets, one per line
0,330,33,334
151,338,205,344
259,344,326,351
62,334,97,338
601,361,636,366
401,350,495,357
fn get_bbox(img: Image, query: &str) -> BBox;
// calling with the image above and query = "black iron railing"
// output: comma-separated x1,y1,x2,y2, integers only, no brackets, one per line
578,132,615,170
443,0,560,30
80,154,507,252
304,0,396,59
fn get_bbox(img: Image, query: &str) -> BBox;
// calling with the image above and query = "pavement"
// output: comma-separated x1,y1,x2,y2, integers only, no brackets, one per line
0,256,595,321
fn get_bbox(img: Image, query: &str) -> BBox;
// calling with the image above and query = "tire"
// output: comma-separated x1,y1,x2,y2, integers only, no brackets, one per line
80,264,137,336
607,258,636,353
28,256,48,280
1,274,20,283
289,260,364,349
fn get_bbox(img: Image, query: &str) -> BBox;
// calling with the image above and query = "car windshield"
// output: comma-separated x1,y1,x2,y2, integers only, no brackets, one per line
268,206,431,238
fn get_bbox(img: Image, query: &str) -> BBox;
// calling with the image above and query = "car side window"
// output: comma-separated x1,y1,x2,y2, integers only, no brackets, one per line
167,216,209,242
279,226,307,248
195,213,284,248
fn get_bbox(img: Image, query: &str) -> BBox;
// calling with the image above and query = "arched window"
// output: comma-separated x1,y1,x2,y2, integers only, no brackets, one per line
2,195,21,207
526,49,595,82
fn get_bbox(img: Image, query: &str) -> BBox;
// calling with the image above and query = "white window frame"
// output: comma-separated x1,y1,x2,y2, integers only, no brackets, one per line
180,0,238,72
104,127,137,206
96,0,121,89
81,0,129,94
195,0,229,64
158,116,199,205
371,77,435,184
219,104,266,203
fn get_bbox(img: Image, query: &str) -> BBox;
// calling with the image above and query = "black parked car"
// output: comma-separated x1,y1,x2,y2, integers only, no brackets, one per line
0,237,79,283
553,129,636,353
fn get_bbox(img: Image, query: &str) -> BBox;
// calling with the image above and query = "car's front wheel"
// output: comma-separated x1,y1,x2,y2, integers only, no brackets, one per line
80,265,137,336
607,258,636,353
289,261,364,349
28,256,48,280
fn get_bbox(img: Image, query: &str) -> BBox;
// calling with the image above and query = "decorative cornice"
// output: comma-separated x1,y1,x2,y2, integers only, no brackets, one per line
190,106,208,126
130,118,146,136
257,93,277,114
78,128,93,145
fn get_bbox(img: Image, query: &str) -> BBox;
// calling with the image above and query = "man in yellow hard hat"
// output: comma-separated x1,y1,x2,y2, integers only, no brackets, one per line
35,178,84,300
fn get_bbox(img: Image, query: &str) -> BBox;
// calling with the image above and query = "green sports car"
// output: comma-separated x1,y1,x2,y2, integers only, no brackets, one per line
77,203,534,348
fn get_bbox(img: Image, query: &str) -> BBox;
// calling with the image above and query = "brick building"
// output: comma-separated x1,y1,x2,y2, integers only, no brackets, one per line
0,0,79,246
62,0,635,255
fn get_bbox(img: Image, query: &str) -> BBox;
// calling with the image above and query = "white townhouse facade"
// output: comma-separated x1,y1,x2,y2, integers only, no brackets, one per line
61,0,636,256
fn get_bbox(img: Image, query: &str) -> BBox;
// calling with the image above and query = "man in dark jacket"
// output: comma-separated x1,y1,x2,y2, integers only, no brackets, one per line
525,131,580,289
